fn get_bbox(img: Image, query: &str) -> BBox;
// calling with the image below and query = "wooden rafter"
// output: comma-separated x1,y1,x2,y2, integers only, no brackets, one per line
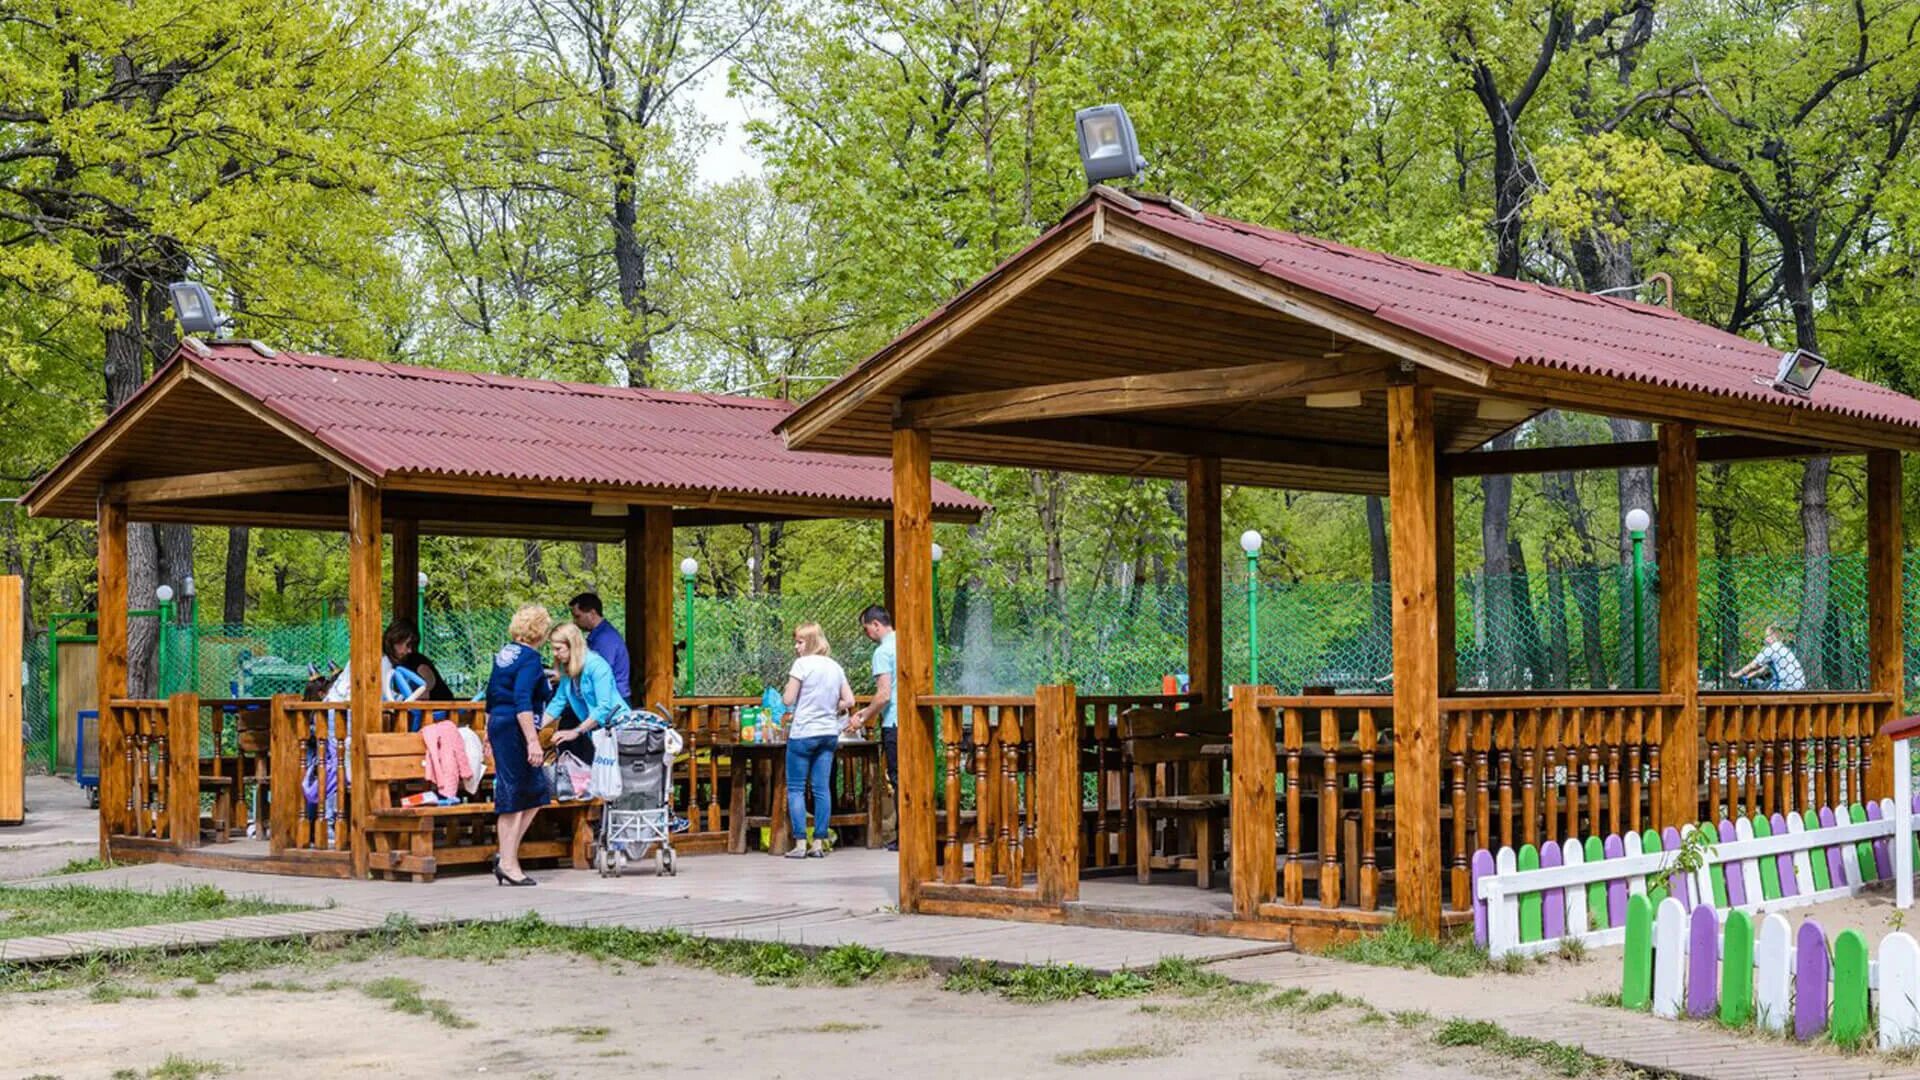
109,463,345,504
965,417,1388,475
898,357,1391,429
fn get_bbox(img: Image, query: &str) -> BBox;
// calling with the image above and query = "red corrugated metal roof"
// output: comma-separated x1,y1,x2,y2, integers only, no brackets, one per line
785,189,1920,442
186,342,985,513
1113,192,1920,430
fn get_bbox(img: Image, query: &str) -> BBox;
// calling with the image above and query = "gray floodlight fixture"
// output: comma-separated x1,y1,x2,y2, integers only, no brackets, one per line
168,281,227,336
1772,348,1826,397
1074,104,1146,185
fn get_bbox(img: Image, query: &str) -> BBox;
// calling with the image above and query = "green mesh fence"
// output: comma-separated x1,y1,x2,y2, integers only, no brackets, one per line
22,549,1916,771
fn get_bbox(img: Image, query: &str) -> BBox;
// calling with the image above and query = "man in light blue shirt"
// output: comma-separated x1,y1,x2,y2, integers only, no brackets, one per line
853,605,897,849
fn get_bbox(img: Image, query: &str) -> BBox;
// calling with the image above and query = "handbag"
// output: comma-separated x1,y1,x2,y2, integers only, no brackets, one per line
589,729,623,799
547,750,593,801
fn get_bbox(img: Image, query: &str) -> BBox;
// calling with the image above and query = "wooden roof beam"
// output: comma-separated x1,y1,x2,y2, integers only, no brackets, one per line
898,357,1391,429
966,416,1389,475
109,463,345,504
1443,434,1846,477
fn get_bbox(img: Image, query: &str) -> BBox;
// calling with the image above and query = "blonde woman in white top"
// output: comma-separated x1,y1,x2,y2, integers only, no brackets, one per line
781,621,855,858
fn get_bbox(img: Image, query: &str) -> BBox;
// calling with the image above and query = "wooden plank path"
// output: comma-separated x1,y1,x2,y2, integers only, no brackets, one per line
1213,951,1897,1080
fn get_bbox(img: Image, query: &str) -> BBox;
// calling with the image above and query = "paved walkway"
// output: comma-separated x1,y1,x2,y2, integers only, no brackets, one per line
0,777,1897,1079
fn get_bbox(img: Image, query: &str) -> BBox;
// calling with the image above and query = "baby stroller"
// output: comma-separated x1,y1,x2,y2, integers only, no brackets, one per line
595,708,679,877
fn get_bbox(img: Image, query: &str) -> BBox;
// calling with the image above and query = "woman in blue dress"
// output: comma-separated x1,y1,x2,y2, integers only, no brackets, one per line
488,603,553,885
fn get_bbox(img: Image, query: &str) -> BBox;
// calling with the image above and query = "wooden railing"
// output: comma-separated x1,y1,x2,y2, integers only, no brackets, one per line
931,695,1036,889
101,694,201,848
1439,694,1679,911
269,696,357,857
1077,692,1200,869
1699,692,1891,824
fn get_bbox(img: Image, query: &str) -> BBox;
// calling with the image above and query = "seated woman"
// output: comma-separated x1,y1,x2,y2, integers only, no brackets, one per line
545,621,628,768
384,620,454,701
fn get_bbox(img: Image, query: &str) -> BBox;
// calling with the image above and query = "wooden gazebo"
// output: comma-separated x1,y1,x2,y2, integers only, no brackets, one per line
24,339,982,877
781,187,1920,943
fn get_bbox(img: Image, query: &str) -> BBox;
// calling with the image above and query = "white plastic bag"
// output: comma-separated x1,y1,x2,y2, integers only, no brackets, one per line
589,729,622,799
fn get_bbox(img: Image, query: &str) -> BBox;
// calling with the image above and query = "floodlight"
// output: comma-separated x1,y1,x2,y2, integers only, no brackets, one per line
1074,104,1146,185
168,282,225,336
1624,508,1650,535
1773,349,1825,397
182,575,196,598
1239,530,1263,555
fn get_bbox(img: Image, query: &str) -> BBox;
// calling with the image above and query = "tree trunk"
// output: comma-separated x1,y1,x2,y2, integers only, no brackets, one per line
1799,456,1831,688
1481,431,1519,686
522,540,546,587
1030,470,1069,669
1546,556,1571,687
580,542,598,585
223,527,250,624
1707,463,1738,679
1365,493,1391,651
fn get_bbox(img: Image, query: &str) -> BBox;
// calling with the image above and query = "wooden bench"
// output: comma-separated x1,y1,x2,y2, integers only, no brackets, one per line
364,703,598,882
1121,707,1232,888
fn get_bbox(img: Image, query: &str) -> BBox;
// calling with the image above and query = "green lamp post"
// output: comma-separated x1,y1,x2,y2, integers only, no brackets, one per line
680,557,698,696
931,541,943,694
1240,529,1263,687
1625,507,1650,688
415,571,428,639
154,584,176,696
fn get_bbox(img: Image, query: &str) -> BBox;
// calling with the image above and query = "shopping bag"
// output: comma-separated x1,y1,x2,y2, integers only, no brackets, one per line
589,730,623,799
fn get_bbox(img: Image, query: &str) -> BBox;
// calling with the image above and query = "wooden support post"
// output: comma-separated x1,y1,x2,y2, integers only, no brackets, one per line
1231,683,1277,917
0,575,22,826
392,518,419,629
1868,450,1903,802
883,519,897,620
1655,423,1699,828
892,426,935,911
167,691,200,846
347,479,382,879
1388,384,1442,937
97,497,129,854
1035,682,1081,902
1436,474,1456,693
641,506,675,710
1187,457,1224,708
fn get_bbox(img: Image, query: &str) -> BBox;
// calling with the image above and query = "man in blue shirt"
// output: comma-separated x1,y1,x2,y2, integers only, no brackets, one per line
568,592,631,700
852,605,897,849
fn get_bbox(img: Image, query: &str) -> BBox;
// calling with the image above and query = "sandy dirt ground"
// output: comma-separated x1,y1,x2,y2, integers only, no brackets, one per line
0,950,1639,1080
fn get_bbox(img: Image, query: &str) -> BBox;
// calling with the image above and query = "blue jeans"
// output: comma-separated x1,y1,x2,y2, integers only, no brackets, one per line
785,735,837,843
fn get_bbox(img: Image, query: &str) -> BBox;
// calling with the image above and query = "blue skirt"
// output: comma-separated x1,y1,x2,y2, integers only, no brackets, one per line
488,710,550,815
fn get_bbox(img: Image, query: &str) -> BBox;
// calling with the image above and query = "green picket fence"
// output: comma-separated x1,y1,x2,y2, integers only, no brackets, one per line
19,550,1915,771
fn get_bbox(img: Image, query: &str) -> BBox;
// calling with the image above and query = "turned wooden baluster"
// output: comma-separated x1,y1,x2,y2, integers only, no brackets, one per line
973,706,992,887
1283,706,1304,906
943,706,961,883
1446,710,1467,912
1359,708,1380,912
1473,713,1492,861
1319,706,1341,909
1520,711,1539,848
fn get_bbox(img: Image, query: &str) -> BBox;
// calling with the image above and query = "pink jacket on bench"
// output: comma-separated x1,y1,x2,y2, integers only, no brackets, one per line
420,720,475,800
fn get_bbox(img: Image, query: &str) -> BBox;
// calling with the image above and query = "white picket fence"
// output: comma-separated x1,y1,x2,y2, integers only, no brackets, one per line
1478,801,1899,959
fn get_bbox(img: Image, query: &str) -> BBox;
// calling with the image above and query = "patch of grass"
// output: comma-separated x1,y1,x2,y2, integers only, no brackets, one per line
1265,987,1309,1009
778,1020,875,1034
1142,956,1229,994
1584,991,1622,1009
940,956,1223,1003
0,883,301,941
1496,952,1531,975
1054,1043,1166,1066
173,986,198,999
1556,937,1589,963
360,976,472,1029
1298,990,1355,1014
1432,1018,1608,1078
87,982,156,1003
550,1025,610,1042
55,856,111,875
1320,921,1489,977
1390,1009,1432,1028
815,944,890,986
144,1056,226,1080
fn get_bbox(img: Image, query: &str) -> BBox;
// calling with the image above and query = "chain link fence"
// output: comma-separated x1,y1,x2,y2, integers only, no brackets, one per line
19,550,1914,771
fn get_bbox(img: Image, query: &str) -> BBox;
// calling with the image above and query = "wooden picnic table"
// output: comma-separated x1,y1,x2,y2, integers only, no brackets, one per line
725,737,888,854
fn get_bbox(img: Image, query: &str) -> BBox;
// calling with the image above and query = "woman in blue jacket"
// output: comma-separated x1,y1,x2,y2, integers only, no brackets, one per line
546,621,629,766
488,604,554,886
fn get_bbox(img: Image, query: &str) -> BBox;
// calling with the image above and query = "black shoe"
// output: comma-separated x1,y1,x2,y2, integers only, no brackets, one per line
885,840,899,852
494,865,537,886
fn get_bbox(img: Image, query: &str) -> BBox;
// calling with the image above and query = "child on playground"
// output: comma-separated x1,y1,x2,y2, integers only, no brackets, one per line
781,621,855,858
